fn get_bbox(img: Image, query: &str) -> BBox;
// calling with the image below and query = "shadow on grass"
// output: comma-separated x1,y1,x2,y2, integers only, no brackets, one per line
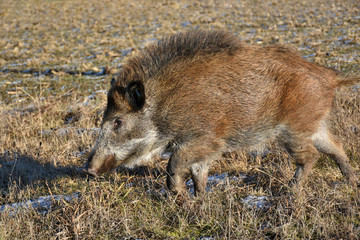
0,151,165,192
0,151,82,191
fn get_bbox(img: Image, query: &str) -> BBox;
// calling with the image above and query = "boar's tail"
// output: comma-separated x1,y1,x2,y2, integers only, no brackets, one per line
336,72,360,87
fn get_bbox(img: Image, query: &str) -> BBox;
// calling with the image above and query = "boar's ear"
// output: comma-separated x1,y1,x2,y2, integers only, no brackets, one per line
125,81,145,111
110,77,116,86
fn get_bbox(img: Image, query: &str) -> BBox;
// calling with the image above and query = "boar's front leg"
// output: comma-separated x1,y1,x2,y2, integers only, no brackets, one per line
190,161,210,196
166,139,223,196
166,153,187,194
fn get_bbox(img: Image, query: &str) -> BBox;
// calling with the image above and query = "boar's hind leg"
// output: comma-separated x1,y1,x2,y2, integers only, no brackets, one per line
286,138,320,189
312,123,357,186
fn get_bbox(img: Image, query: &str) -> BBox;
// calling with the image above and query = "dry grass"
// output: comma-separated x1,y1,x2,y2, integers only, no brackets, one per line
0,0,359,239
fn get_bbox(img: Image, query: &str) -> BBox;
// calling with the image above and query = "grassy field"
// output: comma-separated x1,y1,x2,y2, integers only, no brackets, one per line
0,0,359,239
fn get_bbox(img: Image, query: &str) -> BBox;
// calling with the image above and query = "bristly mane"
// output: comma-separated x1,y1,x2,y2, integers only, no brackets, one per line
116,30,242,85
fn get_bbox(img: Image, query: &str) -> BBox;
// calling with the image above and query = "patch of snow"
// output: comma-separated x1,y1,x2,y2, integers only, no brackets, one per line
242,195,270,210
0,192,80,216
186,173,247,194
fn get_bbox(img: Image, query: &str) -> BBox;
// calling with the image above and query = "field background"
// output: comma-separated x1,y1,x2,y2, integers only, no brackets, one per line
0,0,359,239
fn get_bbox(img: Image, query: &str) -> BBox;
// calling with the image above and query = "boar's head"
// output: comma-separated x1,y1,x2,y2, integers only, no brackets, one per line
83,79,162,177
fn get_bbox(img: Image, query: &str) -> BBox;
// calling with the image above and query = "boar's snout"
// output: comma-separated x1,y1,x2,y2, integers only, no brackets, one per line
82,154,116,177
82,166,99,177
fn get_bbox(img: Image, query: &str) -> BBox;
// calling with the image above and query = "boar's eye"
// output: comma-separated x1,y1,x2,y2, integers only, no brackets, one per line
113,118,123,130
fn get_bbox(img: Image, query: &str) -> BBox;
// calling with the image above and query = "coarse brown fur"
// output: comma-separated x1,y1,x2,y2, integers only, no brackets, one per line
84,29,359,196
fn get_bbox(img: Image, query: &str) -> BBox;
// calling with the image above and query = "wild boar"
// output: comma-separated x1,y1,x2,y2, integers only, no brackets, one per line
83,29,359,195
